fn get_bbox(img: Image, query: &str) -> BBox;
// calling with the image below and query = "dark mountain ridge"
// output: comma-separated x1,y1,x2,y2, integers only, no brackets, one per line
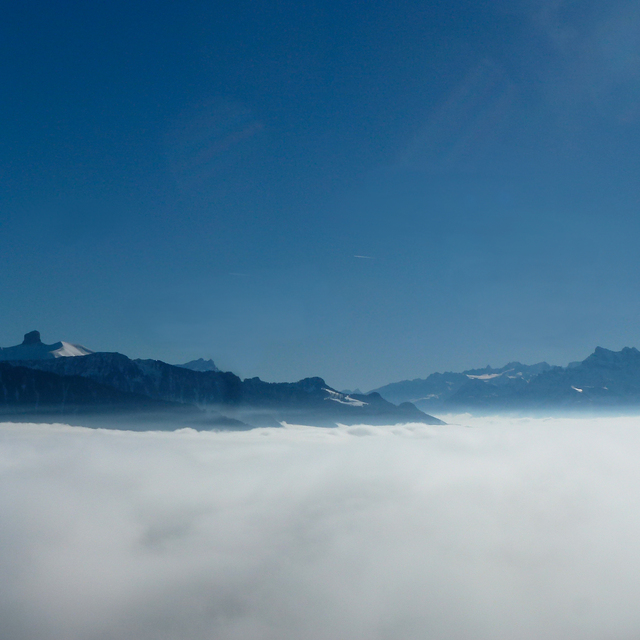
0,333,442,428
0,361,223,429
20,352,440,426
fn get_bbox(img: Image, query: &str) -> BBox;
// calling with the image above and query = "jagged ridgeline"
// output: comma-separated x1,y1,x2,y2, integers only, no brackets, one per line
372,348,640,413
0,332,443,429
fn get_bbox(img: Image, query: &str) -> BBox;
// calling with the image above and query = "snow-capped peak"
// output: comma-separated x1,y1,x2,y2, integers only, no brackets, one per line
0,331,93,362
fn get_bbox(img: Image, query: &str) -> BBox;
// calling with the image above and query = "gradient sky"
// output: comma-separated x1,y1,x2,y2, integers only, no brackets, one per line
3,0,640,390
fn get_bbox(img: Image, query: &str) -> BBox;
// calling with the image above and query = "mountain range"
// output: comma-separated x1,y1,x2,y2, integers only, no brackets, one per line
372,348,640,413
7,330,640,427
0,331,441,429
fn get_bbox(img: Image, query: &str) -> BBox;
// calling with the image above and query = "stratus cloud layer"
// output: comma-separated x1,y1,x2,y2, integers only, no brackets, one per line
2,417,640,640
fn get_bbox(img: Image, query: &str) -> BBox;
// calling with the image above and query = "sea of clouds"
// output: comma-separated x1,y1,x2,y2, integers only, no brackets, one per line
2,415,640,640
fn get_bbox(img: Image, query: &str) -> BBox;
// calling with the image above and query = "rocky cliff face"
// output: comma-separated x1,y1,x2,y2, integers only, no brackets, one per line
24,353,245,405
12,353,443,427
0,362,189,414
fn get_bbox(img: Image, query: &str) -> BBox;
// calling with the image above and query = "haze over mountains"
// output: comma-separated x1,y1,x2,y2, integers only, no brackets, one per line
373,362,552,407
0,332,438,429
6,330,640,427
373,348,640,413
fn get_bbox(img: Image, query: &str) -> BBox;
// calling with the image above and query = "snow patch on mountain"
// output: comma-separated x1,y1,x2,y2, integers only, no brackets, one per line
0,331,93,361
466,373,502,380
324,388,367,407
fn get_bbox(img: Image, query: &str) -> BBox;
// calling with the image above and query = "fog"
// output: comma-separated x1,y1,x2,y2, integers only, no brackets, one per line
2,416,640,640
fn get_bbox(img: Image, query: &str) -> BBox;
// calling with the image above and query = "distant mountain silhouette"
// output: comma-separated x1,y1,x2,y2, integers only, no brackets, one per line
11,330,640,420
374,348,640,413
372,362,552,408
1,336,442,427
177,358,220,372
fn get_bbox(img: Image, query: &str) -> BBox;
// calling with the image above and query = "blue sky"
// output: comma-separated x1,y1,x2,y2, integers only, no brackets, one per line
2,0,640,389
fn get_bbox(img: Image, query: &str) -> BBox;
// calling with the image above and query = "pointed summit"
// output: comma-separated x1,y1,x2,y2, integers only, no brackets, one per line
177,358,220,372
22,330,42,345
583,346,640,367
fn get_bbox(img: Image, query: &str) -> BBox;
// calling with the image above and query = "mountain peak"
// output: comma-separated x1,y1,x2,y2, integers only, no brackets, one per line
0,331,93,361
22,330,42,345
177,358,220,372
583,346,640,367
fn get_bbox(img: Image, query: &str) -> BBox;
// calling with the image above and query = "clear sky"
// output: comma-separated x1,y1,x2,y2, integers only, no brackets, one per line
2,0,640,390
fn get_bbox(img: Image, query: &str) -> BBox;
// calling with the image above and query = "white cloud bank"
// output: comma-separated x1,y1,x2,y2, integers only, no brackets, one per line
2,416,640,640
